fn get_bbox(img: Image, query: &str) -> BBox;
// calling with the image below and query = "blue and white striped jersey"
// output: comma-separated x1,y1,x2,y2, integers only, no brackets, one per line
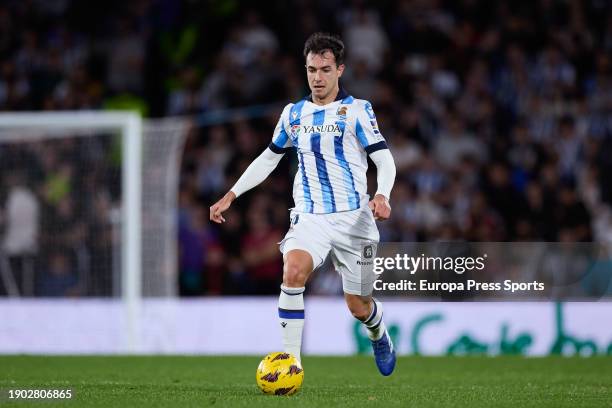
269,89,388,214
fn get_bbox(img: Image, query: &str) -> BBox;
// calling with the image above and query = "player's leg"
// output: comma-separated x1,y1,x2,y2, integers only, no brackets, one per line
283,249,313,287
278,249,314,361
278,211,330,361
332,246,397,376
344,293,386,341
343,287,395,376
331,207,396,375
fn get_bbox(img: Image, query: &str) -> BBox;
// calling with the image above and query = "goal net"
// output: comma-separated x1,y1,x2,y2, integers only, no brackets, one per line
0,112,189,352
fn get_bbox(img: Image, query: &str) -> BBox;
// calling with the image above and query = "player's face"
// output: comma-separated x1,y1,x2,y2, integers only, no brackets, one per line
306,51,344,102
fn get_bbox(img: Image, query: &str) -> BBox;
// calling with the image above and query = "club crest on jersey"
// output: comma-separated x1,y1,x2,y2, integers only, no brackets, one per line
336,106,348,119
289,125,300,144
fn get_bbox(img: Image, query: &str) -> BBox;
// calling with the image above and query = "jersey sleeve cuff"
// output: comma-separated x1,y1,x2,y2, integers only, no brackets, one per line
268,142,292,154
364,141,388,155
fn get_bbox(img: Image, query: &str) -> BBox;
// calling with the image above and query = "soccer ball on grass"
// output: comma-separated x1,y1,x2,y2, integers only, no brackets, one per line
256,352,304,396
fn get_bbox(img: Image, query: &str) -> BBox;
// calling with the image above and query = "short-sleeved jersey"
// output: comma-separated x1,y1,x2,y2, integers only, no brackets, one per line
269,89,388,214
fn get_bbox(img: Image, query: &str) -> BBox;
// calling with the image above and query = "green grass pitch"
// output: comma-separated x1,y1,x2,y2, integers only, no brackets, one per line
1,356,611,407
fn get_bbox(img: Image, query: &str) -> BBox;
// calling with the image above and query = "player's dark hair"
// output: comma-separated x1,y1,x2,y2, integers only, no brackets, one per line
303,32,345,66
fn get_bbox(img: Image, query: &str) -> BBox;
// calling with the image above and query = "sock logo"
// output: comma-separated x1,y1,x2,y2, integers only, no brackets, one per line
280,322,287,328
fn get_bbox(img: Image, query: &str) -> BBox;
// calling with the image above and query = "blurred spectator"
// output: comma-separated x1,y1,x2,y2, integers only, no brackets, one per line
240,209,283,295
2,174,39,258
341,59,376,100
1,0,612,296
341,5,388,74
167,67,206,115
240,11,279,61
555,116,583,178
434,113,486,169
37,252,80,297
178,206,215,296
1,174,39,296
555,182,592,242
107,18,145,94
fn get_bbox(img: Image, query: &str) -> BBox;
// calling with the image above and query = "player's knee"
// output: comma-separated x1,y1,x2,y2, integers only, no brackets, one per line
283,262,308,287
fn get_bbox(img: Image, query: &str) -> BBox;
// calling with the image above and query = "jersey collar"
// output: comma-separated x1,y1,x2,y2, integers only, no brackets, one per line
306,86,350,104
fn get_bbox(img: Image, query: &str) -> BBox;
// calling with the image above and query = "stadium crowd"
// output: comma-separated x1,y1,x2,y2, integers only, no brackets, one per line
0,1,611,296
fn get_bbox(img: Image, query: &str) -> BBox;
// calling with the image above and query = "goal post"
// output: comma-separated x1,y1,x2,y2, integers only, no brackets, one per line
0,111,142,351
0,111,189,353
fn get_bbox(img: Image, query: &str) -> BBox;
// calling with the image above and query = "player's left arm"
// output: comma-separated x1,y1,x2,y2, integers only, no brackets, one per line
355,101,396,221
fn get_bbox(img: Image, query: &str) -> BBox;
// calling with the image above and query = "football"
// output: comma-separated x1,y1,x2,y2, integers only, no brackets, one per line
255,352,304,396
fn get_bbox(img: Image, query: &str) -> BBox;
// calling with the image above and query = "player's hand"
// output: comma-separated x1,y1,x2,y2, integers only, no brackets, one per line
209,191,236,224
368,194,391,221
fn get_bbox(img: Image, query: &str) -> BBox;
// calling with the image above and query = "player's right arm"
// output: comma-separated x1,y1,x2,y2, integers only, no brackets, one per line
354,100,396,221
209,104,293,224
209,148,284,223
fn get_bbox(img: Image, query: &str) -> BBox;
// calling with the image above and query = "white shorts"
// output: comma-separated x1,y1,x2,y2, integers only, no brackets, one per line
279,206,379,296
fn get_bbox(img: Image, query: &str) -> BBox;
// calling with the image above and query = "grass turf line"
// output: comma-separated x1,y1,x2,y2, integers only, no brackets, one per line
0,356,611,408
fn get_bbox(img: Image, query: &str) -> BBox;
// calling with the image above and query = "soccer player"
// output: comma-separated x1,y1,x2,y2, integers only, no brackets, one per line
210,32,396,376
